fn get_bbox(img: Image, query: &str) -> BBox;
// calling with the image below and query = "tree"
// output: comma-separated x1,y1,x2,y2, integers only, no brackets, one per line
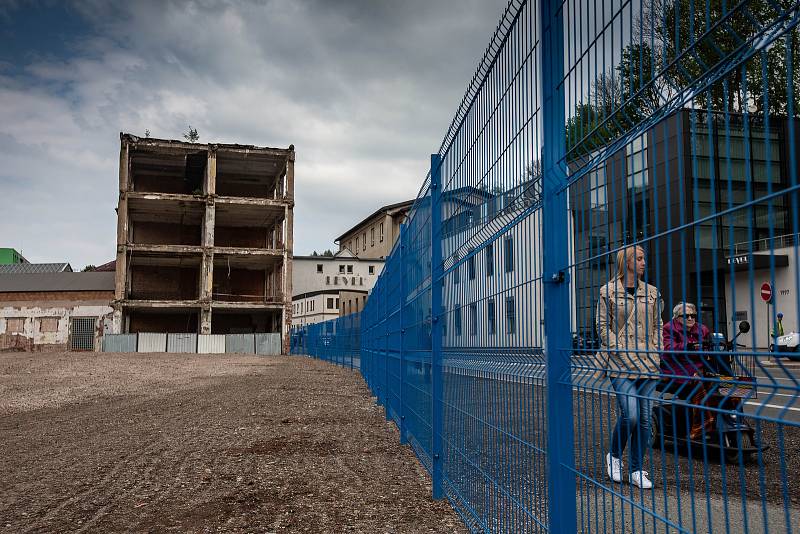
566,102,622,157
82,265,96,272
144,129,151,138
322,249,334,257
565,0,800,158
183,127,200,143
639,0,798,115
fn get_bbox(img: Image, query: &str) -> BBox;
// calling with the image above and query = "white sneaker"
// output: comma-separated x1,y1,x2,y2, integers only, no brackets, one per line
630,470,653,489
606,453,622,483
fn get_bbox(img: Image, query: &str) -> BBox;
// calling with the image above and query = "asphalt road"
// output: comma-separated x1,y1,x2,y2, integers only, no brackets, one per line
744,359,800,423
431,352,800,425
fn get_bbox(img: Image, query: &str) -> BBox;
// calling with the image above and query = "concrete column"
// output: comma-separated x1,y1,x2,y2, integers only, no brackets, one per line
286,146,295,200
112,306,123,334
119,136,130,192
114,245,127,301
200,305,212,335
114,137,130,331
205,146,217,195
199,249,214,335
201,195,215,306
200,251,214,299
282,147,295,354
201,149,216,335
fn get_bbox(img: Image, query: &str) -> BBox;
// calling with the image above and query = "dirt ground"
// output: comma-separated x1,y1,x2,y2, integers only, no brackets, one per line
0,352,467,533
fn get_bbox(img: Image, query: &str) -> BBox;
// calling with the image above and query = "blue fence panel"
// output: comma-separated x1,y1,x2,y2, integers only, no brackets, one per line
293,0,800,531
291,314,361,370
563,0,800,531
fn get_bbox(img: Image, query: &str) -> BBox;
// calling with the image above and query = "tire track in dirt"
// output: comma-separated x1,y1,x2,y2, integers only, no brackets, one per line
71,442,171,534
71,384,236,532
20,382,220,532
21,438,165,533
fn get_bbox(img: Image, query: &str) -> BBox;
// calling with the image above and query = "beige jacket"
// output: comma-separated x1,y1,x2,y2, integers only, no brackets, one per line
596,278,663,377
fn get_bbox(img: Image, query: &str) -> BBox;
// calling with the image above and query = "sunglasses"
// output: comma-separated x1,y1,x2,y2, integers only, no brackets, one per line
681,313,698,319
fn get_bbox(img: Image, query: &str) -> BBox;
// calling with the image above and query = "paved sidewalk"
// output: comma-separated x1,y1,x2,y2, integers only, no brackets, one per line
578,481,799,533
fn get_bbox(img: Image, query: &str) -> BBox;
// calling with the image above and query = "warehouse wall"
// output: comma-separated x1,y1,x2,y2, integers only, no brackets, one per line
0,303,112,351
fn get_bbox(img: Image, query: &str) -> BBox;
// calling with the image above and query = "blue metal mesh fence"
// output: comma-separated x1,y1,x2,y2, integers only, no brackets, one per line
293,0,800,531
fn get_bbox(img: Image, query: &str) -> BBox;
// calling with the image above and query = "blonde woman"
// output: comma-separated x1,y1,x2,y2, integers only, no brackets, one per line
597,245,662,489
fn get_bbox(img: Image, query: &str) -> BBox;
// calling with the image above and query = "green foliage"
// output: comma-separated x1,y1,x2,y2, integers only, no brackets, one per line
566,0,800,158
310,249,335,258
183,127,200,143
645,0,798,114
81,265,96,272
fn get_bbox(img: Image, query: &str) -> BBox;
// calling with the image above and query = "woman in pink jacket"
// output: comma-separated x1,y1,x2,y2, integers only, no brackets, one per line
661,302,710,398
661,302,717,439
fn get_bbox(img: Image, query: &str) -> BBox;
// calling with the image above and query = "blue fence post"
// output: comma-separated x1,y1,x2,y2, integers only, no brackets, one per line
377,285,384,408
384,266,391,422
399,223,408,444
430,153,444,500
539,0,576,530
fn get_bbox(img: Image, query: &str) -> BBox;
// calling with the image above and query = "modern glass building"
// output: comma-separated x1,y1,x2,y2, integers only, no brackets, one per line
569,109,795,337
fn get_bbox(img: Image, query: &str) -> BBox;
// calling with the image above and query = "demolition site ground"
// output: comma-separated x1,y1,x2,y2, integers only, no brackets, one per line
0,352,465,533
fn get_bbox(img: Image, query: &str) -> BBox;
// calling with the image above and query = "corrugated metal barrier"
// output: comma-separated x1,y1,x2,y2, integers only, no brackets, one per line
97,333,282,354
167,333,197,353
255,333,282,355
137,333,167,352
102,333,137,352
197,334,226,354
225,334,255,354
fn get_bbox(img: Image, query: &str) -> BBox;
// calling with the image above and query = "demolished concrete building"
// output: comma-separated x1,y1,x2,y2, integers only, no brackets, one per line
113,133,295,353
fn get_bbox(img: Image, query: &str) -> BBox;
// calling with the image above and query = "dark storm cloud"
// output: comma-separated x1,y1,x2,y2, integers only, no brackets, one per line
0,0,508,266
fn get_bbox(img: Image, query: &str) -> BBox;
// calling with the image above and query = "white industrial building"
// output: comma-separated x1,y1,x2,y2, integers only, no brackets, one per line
292,250,384,326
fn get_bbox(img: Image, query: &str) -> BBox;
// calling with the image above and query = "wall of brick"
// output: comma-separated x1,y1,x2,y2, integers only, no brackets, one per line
214,226,267,248
210,311,277,334
129,266,199,300
215,181,273,199
212,269,265,301
128,311,199,333
131,151,206,194
265,266,283,301
132,222,202,246
0,291,113,303
133,174,194,194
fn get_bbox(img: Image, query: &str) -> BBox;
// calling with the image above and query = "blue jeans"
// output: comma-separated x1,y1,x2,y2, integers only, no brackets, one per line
610,378,657,473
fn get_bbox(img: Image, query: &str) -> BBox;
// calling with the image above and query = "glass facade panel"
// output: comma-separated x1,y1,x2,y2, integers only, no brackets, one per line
572,111,789,335
589,168,607,209
626,134,648,192
695,225,717,248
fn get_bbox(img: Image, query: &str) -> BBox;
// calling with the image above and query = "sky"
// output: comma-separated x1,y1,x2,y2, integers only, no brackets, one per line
0,0,508,269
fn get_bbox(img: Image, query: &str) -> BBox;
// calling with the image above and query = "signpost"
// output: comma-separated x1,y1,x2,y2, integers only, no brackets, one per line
762,282,773,352
761,282,773,302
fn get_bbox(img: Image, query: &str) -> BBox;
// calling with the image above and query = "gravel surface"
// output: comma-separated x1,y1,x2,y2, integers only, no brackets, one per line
0,352,466,533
